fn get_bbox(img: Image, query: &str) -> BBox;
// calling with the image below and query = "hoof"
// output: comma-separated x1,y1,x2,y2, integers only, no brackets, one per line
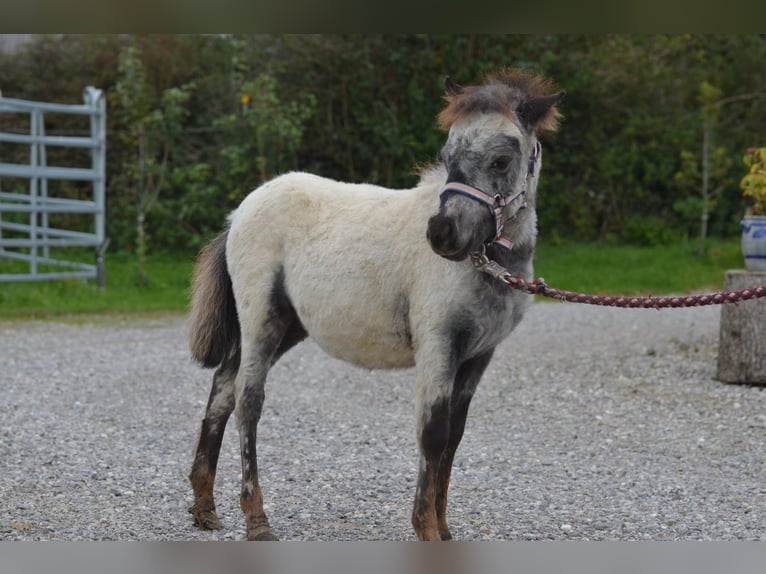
439,529,453,541
415,528,443,541
247,524,279,541
189,505,222,530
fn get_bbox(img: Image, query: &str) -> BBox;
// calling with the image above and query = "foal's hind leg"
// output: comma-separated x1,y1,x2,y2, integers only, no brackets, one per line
235,354,274,540
189,355,238,530
188,315,303,538
236,272,306,541
235,335,288,541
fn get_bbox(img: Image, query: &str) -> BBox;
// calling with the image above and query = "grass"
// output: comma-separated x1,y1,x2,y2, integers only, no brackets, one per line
0,251,195,320
0,238,744,321
534,237,742,297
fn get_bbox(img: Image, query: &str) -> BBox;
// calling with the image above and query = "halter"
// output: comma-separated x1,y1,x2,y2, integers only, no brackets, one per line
438,141,541,251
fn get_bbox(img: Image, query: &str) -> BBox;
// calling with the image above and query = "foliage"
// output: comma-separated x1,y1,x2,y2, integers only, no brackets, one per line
215,41,317,203
740,147,766,216
114,44,194,285
674,147,732,218
1,34,765,258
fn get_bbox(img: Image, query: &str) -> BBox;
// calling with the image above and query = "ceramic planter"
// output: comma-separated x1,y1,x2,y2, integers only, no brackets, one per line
741,215,766,271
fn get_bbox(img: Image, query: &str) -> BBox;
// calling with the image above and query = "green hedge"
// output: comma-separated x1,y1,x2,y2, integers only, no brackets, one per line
1,35,764,256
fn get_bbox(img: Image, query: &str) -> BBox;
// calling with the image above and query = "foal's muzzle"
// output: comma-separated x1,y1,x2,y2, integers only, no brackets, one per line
428,184,524,261
438,182,526,252
427,213,471,261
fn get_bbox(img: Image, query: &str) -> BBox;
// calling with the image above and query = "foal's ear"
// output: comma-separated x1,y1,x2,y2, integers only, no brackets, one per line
516,91,566,134
445,76,463,96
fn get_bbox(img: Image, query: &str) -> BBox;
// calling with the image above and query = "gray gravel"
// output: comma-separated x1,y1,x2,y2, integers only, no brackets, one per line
1,302,765,541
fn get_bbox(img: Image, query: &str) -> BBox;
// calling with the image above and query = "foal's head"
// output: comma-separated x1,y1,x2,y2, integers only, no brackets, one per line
427,69,564,261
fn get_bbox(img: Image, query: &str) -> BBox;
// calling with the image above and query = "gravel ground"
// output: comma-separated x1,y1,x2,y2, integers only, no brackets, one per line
1,302,765,541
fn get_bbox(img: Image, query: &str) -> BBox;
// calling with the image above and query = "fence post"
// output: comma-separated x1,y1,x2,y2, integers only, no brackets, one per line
85,86,108,288
716,269,766,384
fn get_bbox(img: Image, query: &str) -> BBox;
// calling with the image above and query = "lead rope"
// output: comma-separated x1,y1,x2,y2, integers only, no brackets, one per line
470,249,766,308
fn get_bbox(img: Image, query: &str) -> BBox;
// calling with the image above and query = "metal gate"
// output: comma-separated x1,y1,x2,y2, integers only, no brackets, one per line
0,87,107,286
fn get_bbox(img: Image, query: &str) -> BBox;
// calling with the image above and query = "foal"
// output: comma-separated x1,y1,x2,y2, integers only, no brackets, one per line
187,69,564,540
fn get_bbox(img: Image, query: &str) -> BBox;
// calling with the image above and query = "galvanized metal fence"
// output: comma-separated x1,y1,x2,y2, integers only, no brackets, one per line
0,87,107,286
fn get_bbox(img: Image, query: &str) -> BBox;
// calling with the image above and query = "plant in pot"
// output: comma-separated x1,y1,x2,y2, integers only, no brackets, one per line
740,146,766,271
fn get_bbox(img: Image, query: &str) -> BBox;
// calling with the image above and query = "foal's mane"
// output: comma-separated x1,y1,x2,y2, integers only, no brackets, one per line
437,69,562,135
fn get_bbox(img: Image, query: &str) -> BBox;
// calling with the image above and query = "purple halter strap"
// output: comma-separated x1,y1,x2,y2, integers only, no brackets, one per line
438,141,541,251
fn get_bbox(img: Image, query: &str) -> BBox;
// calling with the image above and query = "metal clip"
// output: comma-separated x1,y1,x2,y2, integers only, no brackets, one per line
470,245,490,268
470,246,510,281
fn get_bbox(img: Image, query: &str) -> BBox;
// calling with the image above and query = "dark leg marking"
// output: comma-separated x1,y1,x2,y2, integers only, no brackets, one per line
413,396,452,540
237,266,305,541
189,354,238,530
238,382,277,540
435,349,494,540
412,324,474,541
395,294,413,349
270,266,307,364
272,317,307,365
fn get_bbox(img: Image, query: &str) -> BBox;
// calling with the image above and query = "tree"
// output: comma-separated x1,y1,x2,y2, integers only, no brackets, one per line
114,44,193,285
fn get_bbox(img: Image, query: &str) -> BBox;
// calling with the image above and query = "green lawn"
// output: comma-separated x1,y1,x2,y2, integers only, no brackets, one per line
0,238,745,320
0,251,195,320
534,238,743,296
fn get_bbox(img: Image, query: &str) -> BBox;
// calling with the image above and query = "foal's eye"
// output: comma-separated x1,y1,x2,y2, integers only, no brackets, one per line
490,157,511,172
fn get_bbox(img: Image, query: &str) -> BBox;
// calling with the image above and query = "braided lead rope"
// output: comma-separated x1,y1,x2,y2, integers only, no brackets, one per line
471,253,766,309
503,274,766,308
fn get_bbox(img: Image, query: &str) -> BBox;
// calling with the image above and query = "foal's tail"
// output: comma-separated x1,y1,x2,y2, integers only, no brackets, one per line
188,231,241,369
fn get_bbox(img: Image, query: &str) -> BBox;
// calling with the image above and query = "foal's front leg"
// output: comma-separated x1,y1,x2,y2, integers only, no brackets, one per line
412,389,451,541
412,341,494,541
434,350,494,540
411,339,461,541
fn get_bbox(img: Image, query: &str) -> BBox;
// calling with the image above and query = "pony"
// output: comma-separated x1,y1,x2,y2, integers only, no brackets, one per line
187,69,565,541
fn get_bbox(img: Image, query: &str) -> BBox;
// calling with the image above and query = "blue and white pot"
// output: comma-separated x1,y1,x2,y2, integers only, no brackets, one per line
741,215,766,272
